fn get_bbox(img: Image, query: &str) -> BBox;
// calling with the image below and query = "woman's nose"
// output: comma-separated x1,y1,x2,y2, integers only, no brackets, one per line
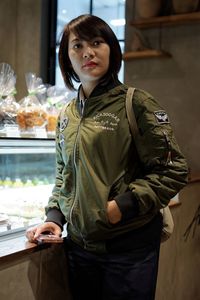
83,46,95,58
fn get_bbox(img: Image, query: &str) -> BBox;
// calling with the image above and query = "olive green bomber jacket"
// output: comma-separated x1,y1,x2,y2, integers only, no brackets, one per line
45,81,188,253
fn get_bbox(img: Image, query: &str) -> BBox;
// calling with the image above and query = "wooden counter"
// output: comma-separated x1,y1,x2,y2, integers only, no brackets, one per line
0,235,50,264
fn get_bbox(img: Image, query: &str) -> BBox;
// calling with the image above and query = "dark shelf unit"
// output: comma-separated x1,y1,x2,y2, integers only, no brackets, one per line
123,12,200,60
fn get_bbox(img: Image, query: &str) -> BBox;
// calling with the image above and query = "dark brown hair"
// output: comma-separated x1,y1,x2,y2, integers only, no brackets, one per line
58,14,122,90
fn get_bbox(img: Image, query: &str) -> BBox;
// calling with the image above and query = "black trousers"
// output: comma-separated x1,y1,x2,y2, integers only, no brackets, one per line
65,239,160,300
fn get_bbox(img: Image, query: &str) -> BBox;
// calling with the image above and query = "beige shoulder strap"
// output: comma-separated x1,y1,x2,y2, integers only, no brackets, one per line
125,87,139,137
126,87,174,243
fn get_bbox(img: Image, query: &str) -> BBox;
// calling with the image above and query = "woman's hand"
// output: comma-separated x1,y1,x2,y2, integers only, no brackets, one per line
107,200,122,224
26,222,62,243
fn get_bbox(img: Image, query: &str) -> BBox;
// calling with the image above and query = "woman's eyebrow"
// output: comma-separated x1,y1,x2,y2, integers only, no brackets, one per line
70,38,80,43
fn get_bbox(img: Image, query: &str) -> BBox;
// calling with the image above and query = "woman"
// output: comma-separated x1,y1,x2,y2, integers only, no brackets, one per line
26,14,188,300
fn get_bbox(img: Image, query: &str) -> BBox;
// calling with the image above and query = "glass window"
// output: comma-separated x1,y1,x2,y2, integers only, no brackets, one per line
56,0,91,89
56,0,125,87
57,0,91,42
92,0,125,40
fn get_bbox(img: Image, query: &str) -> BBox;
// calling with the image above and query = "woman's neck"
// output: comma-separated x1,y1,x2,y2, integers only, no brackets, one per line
81,81,98,98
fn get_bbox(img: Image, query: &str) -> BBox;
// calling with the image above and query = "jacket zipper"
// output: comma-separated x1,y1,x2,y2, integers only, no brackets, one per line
69,122,81,226
69,99,86,236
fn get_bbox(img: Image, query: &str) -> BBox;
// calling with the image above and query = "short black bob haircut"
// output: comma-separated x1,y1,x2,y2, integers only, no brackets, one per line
58,14,122,90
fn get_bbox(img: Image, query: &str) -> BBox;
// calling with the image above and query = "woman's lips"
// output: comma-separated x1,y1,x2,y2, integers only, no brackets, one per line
82,61,97,68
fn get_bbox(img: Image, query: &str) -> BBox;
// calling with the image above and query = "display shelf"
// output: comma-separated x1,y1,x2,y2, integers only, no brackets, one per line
123,49,171,60
126,12,200,60
0,138,55,154
130,11,200,29
0,137,56,236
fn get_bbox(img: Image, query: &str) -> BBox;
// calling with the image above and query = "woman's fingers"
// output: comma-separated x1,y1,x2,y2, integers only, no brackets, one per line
26,226,38,242
26,222,62,242
34,222,61,238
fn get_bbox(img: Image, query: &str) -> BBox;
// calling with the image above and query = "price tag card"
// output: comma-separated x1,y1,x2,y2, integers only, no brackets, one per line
5,125,20,137
35,127,47,138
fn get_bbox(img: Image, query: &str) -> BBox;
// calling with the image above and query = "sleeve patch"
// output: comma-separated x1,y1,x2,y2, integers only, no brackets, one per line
154,110,170,124
60,117,68,132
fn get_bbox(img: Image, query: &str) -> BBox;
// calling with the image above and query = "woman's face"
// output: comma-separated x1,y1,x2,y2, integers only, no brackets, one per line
68,31,110,86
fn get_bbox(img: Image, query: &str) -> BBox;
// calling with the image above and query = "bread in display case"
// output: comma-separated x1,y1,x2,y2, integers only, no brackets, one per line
0,137,56,235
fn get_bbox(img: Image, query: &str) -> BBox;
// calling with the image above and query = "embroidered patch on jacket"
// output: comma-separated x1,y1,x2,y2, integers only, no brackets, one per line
60,118,68,132
93,112,120,131
59,133,65,147
154,111,170,124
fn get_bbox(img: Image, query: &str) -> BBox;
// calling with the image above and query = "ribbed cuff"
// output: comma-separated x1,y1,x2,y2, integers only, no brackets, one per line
45,208,66,229
115,191,139,221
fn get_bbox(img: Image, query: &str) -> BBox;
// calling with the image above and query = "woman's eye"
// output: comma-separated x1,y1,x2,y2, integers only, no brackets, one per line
93,40,103,46
73,43,82,49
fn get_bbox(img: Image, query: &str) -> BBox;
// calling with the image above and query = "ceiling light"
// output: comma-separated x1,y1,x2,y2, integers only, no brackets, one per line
110,18,125,26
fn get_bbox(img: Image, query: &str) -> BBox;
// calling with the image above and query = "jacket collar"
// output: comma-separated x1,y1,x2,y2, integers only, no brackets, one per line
77,76,122,101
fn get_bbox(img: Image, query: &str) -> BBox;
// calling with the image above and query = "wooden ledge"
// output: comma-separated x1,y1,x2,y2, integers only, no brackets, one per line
168,200,181,208
123,49,171,60
188,172,200,184
0,235,50,264
130,12,200,29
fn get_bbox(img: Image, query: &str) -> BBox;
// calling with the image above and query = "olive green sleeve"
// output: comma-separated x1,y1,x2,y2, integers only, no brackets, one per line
128,89,188,215
45,115,65,217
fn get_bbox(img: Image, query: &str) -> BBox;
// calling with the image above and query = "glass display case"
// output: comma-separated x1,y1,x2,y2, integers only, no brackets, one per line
0,138,56,236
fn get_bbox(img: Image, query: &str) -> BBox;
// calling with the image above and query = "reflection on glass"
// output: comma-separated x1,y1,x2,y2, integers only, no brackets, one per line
0,146,56,235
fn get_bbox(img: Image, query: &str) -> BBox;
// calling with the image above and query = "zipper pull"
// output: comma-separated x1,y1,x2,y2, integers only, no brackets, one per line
80,99,86,116
166,150,173,166
163,130,173,165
